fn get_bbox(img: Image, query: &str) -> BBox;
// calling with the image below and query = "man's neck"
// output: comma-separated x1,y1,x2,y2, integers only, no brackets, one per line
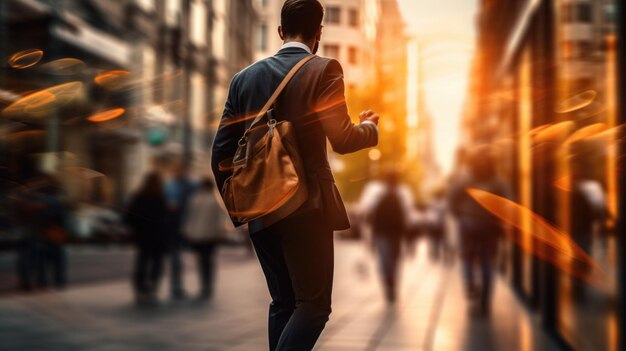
283,38,313,52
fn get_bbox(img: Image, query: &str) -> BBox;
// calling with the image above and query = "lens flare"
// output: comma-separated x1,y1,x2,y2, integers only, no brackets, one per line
2,82,83,119
8,49,44,69
94,70,133,90
555,90,597,114
6,129,46,142
533,121,575,144
41,58,86,76
218,158,234,172
564,123,607,145
466,188,605,284
553,176,571,192
348,174,371,183
60,167,106,180
582,124,625,145
87,108,125,123
528,124,552,137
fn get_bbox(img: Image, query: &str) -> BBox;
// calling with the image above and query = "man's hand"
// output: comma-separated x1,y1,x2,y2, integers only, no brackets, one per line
359,110,380,126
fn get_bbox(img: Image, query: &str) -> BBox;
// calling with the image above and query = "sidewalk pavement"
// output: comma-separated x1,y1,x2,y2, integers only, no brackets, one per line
0,240,557,351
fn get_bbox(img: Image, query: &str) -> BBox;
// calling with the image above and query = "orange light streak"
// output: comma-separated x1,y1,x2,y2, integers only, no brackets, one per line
94,70,132,90
6,130,46,142
553,176,571,192
563,123,607,145
532,121,575,144
61,167,106,179
555,90,597,114
2,82,83,119
467,188,605,284
87,108,125,123
41,58,86,75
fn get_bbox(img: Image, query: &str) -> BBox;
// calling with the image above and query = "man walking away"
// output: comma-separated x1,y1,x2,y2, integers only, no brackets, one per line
211,1,379,349
448,148,509,316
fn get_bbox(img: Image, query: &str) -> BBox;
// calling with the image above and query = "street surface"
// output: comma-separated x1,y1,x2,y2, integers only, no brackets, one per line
0,240,557,350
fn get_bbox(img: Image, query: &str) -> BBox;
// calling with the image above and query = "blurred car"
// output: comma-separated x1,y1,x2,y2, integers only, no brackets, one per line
70,205,130,244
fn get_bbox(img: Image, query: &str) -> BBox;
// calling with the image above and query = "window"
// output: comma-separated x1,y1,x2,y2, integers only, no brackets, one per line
325,6,341,25
563,40,594,60
348,9,359,27
561,4,574,22
190,1,206,46
136,0,154,12
166,0,181,26
604,4,616,23
323,44,340,59
348,47,358,65
577,3,592,23
257,23,268,51
578,41,594,59
561,40,574,60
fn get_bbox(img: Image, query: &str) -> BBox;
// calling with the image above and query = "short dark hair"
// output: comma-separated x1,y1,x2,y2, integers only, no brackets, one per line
281,0,324,41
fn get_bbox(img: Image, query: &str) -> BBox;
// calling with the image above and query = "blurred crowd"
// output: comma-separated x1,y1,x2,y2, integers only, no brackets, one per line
0,158,237,305
351,145,610,317
124,164,232,305
0,143,612,317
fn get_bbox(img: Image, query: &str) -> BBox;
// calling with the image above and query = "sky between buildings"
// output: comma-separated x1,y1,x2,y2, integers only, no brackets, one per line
398,0,478,174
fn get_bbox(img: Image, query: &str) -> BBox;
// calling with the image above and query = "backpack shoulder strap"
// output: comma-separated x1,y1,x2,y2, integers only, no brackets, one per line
245,55,314,133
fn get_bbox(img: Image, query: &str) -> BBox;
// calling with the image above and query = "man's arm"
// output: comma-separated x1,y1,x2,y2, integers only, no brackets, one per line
211,74,243,195
315,59,378,155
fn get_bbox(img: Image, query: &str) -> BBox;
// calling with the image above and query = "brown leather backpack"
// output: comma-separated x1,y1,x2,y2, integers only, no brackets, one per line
221,55,314,226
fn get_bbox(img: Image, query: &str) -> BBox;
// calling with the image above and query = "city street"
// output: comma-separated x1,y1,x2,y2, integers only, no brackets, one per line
0,240,557,351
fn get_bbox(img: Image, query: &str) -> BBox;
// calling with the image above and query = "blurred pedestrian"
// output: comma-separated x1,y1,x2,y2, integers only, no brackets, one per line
125,172,169,305
570,149,607,301
14,174,68,290
425,188,449,263
35,175,68,289
370,170,412,303
165,163,197,299
449,148,509,316
182,178,228,300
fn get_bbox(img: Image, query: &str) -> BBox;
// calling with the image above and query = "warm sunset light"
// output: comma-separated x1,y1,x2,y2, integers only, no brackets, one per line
0,1,622,350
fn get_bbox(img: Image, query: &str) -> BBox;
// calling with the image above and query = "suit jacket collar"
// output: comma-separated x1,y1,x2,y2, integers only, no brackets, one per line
276,47,311,56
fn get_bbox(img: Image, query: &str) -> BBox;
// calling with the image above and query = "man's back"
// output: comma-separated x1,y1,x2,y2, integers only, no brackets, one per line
212,46,378,233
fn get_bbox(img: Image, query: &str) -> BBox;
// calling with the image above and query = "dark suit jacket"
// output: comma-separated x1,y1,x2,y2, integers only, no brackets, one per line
211,47,378,234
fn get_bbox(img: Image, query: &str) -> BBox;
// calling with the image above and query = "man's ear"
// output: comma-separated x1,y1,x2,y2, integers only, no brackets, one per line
316,26,322,42
278,26,285,41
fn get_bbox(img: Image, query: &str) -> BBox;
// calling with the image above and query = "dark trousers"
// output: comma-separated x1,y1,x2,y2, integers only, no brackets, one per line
460,227,498,308
373,236,401,302
251,210,333,351
17,237,66,290
169,234,185,295
37,241,66,288
191,242,218,296
133,246,165,295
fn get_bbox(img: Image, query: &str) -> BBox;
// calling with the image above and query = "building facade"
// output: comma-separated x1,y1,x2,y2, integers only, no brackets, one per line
0,0,256,208
464,1,619,350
